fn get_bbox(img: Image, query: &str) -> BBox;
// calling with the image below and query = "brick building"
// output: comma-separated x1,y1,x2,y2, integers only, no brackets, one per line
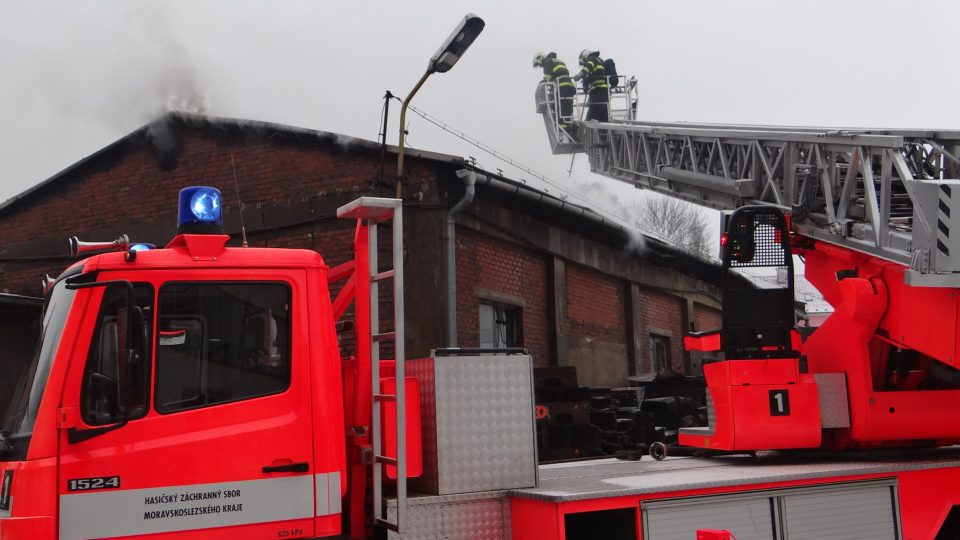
0,113,723,386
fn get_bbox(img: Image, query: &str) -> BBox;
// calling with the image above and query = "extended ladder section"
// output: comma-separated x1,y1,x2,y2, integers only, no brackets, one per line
336,197,407,534
536,88,960,286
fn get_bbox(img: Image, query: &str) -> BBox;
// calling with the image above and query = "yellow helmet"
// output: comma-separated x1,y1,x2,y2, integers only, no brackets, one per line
532,51,547,68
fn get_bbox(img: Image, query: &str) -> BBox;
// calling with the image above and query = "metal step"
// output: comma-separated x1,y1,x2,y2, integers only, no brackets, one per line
373,331,396,342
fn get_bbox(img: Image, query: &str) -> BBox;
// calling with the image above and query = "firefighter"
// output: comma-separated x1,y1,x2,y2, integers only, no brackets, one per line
533,51,576,128
575,49,609,122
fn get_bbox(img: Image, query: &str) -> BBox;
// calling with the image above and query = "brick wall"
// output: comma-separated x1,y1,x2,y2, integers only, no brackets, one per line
635,286,686,374
693,302,722,334
566,264,625,343
455,227,550,366
565,263,628,387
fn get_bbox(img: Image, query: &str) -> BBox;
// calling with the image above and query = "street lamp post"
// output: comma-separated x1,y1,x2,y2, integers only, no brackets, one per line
396,13,485,197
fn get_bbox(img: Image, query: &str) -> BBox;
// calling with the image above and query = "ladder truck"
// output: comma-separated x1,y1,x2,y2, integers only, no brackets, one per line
6,102,960,540
5,186,948,540
2,175,953,540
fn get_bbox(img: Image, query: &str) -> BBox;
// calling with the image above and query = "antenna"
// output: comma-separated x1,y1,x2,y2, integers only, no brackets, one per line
230,153,249,247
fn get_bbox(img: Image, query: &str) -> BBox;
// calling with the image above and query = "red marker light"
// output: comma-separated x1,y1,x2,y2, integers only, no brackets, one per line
720,233,728,247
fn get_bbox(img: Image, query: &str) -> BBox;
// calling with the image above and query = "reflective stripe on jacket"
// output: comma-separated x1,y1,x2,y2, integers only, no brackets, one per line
581,57,609,90
542,57,576,88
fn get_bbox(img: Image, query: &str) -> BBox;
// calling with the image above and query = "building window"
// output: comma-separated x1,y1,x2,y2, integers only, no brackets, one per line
479,301,522,348
649,334,670,373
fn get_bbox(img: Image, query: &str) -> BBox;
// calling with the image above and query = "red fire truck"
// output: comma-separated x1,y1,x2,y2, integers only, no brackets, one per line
5,71,960,540
3,180,960,540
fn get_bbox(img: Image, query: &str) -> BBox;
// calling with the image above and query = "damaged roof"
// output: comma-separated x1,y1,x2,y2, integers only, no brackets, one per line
0,111,723,284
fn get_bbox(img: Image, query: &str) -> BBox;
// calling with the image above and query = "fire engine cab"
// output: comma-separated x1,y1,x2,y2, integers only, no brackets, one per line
1,187,353,538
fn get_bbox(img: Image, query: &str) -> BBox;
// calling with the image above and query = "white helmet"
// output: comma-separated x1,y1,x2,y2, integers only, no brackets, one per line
579,49,598,65
532,51,547,68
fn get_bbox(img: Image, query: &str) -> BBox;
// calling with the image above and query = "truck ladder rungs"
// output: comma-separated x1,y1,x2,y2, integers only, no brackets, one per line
337,197,408,534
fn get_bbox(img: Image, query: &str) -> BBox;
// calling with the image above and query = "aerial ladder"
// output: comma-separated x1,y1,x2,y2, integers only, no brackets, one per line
536,79,960,451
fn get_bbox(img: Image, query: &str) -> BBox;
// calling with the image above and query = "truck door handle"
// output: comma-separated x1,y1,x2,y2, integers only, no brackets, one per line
262,462,309,474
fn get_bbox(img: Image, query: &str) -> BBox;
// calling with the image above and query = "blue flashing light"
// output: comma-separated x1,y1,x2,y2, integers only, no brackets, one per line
129,243,155,251
190,190,220,221
177,186,223,233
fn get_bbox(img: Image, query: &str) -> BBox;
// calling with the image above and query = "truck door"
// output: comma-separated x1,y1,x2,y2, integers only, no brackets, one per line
58,276,317,540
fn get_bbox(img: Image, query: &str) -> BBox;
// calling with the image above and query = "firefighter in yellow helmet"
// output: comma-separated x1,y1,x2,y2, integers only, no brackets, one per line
575,49,609,122
533,51,576,127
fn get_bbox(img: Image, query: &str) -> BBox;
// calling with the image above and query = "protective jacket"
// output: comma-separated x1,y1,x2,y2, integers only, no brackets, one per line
541,54,576,123
579,55,609,92
541,55,576,90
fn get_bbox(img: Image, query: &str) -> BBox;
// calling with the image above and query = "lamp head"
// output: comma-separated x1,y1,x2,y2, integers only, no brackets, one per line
428,14,485,74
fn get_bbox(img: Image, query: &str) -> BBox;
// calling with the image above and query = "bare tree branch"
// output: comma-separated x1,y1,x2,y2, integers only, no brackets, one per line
634,195,710,257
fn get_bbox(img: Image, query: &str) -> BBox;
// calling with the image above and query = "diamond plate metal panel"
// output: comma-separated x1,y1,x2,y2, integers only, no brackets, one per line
387,493,511,539
518,450,960,502
814,373,850,428
443,499,509,539
386,501,442,539
410,352,537,495
408,357,440,493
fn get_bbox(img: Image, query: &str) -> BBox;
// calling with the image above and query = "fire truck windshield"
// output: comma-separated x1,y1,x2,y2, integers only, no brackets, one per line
0,278,75,457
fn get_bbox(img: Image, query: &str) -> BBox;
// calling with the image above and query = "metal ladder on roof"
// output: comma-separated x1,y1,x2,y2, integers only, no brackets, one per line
336,197,407,534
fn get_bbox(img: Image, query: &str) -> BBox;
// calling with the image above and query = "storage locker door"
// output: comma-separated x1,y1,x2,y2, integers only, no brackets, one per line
643,496,776,540
782,483,899,540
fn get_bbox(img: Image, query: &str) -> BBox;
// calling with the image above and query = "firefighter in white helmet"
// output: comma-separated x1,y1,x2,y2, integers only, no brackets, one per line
533,51,576,127
574,49,609,122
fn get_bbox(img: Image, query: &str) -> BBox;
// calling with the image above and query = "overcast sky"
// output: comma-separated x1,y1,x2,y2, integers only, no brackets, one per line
3,0,960,233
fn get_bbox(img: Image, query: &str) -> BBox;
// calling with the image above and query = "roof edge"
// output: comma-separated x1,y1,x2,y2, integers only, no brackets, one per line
0,111,468,216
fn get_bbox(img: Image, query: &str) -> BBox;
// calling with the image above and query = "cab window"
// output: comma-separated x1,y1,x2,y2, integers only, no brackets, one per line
81,283,154,426
154,282,291,413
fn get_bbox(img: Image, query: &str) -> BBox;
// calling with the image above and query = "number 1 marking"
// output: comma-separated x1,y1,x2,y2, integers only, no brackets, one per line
769,390,790,416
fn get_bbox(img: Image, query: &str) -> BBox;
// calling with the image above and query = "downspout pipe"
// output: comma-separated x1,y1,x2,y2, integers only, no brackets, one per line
447,169,480,347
